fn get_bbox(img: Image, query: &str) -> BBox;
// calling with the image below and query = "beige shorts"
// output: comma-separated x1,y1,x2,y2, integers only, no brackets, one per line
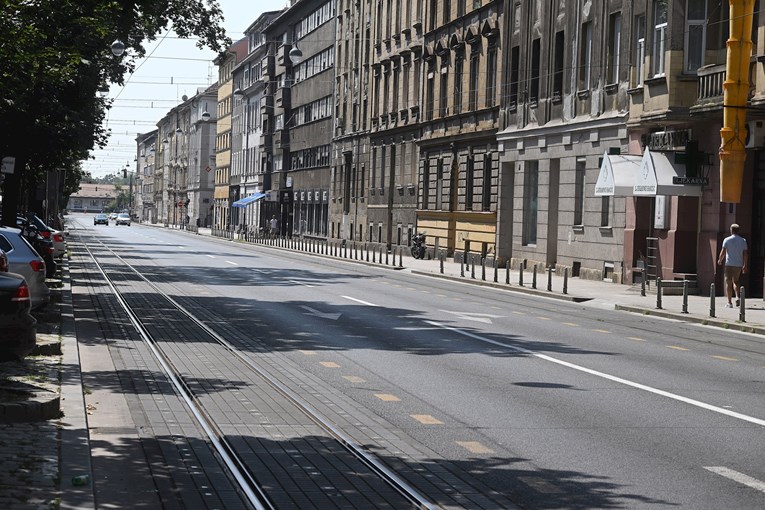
724,265,742,286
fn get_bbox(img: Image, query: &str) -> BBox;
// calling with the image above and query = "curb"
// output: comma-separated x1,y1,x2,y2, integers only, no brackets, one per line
614,304,765,335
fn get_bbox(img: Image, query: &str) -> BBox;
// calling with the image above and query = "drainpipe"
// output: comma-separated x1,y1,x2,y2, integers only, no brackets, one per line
719,0,755,203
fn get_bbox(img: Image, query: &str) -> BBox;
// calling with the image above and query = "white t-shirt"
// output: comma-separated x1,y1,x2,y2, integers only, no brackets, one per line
722,234,747,267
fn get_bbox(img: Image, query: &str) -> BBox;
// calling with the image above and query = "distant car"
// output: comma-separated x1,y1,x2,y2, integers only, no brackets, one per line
0,271,36,361
115,213,131,226
108,213,117,221
94,214,109,225
0,227,49,310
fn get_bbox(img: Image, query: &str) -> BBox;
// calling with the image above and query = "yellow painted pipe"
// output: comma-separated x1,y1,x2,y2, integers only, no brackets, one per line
720,0,755,203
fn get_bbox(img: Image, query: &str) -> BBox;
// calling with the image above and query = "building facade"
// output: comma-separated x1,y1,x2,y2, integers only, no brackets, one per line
135,130,157,223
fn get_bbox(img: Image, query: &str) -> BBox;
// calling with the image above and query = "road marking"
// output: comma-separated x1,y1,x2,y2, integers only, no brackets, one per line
319,362,340,368
537,316,551,321
411,414,443,425
300,305,341,320
593,329,610,333
342,376,366,383
712,355,738,362
563,322,578,327
425,321,765,427
456,441,494,454
374,393,401,402
628,337,646,342
299,350,317,356
441,310,503,324
518,476,564,494
512,311,526,315
667,345,690,351
226,260,238,265
342,295,377,306
704,466,765,493
206,255,216,258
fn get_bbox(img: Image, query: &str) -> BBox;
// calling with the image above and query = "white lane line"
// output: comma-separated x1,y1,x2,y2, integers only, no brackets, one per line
342,296,377,306
704,466,765,493
426,321,765,427
207,255,216,259
289,279,314,287
226,260,238,265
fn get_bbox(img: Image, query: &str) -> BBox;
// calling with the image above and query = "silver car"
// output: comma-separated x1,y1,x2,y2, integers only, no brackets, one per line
0,227,50,309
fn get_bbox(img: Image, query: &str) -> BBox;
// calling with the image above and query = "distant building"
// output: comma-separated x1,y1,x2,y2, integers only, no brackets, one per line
67,183,118,213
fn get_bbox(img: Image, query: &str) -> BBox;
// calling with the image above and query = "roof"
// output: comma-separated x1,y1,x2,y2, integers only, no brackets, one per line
70,183,118,199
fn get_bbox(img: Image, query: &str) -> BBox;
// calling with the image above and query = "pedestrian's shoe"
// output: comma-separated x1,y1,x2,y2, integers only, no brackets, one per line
735,299,740,306
726,303,734,308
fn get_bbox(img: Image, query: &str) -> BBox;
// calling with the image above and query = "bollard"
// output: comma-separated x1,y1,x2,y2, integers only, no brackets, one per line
656,277,663,309
710,283,716,318
398,247,403,267
532,265,537,289
506,260,510,285
682,280,689,314
547,267,552,292
440,252,444,274
385,248,389,265
366,244,370,262
740,286,746,322
344,244,348,258
372,246,376,263
563,268,568,295
471,257,476,279
519,264,524,286
481,258,486,281
493,259,498,283
461,257,465,277
641,268,646,297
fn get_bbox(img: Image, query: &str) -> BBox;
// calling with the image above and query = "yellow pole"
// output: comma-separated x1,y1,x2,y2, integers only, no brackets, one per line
719,0,755,203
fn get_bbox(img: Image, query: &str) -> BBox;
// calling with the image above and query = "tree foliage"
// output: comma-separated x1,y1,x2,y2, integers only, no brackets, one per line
0,0,230,223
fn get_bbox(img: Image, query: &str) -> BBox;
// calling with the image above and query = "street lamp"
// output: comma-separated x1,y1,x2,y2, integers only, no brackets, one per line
289,44,303,64
111,39,125,57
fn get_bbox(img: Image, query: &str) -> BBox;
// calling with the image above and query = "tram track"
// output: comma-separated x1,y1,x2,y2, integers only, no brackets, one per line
78,230,437,510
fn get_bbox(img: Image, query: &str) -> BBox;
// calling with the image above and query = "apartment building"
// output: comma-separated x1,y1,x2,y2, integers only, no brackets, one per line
263,0,337,237
135,130,157,223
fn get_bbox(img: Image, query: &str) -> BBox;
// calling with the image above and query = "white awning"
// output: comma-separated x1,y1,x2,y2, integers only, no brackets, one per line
633,148,703,197
594,152,642,197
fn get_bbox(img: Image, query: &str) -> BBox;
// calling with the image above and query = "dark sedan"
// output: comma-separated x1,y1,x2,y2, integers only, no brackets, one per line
94,214,109,225
0,271,37,361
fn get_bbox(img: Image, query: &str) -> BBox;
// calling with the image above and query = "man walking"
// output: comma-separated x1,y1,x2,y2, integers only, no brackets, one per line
718,223,748,308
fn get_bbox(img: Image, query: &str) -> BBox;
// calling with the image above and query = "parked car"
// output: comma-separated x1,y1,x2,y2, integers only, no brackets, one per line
0,227,50,309
17,215,57,276
94,213,109,225
108,213,117,221
115,213,131,226
0,249,7,272
50,229,66,259
0,271,36,361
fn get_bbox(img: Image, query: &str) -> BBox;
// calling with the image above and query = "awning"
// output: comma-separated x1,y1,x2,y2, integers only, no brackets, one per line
633,148,703,197
231,192,266,208
594,152,642,197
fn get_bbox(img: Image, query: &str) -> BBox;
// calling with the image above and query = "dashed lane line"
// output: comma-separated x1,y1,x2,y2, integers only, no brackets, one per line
374,394,401,402
593,329,610,334
411,415,443,425
225,260,238,265
456,441,494,454
319,361,340,368
299,350,317,356
342,376,366,383
426,320,765,427
704,466,765,493
563,322,578,327
537,317,552,321
667,345,690,351
712,355,739,362
342,296,377,306
628,337,646,342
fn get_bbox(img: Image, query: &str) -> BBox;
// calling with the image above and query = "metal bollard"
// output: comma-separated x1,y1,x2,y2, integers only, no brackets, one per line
532,265,537,289
366,244,370,262
563,268,568,295
710,283,716,318
372,246,376,263
471,257,475,279
461,257,465,277
493,259,498,283
399,247,403,267
506,260,510,285
547,267,553,292
682,280,689,314
656,277,663,309
344,244,348,258
641,268,646,297
440,252,444,274
740,286,746,322
519,264,524,286
385,248,389,265
481,258,486,281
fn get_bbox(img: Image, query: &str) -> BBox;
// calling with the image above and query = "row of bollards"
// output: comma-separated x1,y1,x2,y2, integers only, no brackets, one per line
651,277,747,323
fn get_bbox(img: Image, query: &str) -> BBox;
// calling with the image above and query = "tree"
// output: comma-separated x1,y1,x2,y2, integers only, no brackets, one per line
0,0,230,225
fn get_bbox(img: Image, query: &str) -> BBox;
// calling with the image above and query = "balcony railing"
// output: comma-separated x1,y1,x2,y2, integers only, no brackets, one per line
697,64,726,103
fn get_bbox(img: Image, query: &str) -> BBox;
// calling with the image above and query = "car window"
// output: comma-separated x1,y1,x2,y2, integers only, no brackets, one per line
0,234,12,253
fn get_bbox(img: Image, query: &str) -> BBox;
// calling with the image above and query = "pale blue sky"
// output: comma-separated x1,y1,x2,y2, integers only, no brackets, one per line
84,0,287,177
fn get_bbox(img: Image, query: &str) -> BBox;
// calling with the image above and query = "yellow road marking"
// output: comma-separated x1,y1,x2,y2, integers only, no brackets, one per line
593,329,610,333
437,294,447,298
299,350,317,356
628,337,646,342
537,316,551,321
512,311,526,315
667,345,690,351
411,414,443,425
563,322,578,327
518,476,564,494
374,393,401,402
712,355,739,362
342,376,366,383
320,361,340,368
456,441,494,454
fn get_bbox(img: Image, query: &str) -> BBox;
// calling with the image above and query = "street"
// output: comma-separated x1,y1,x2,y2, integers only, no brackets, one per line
70,214,765,509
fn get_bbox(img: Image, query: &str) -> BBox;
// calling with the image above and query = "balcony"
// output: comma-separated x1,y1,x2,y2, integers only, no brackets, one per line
696,64,725,105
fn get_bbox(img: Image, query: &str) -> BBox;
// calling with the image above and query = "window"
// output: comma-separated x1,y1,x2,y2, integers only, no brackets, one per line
522,162,538,246
530,39,540,104
393,66,400,113
601,196,610,226
580,21,593,90
685,0,707,72
380,146,386,189
653,0,668,77
422,159,430,209
486,44,497,107
430,0,438,31
608,13,621,84
465,155,474,210
453,54,463,113
426,63,435,120
440,66,448,117
635,15,646,86
574,161,586,225
509,46,520,107
482,153,491,211
443,0,450,24
402,59,410,111
469,48,480,110
553,31,564,100
436,159,444,210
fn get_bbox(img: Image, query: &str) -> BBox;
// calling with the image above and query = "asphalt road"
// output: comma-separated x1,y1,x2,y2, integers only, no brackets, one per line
75,214,765,509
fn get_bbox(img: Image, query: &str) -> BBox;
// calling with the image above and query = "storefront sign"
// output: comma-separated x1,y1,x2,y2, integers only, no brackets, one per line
672,176,709,185
642,130,691,151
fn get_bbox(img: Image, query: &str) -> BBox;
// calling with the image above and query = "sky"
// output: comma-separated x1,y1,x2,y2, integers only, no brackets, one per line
83,0,287,178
